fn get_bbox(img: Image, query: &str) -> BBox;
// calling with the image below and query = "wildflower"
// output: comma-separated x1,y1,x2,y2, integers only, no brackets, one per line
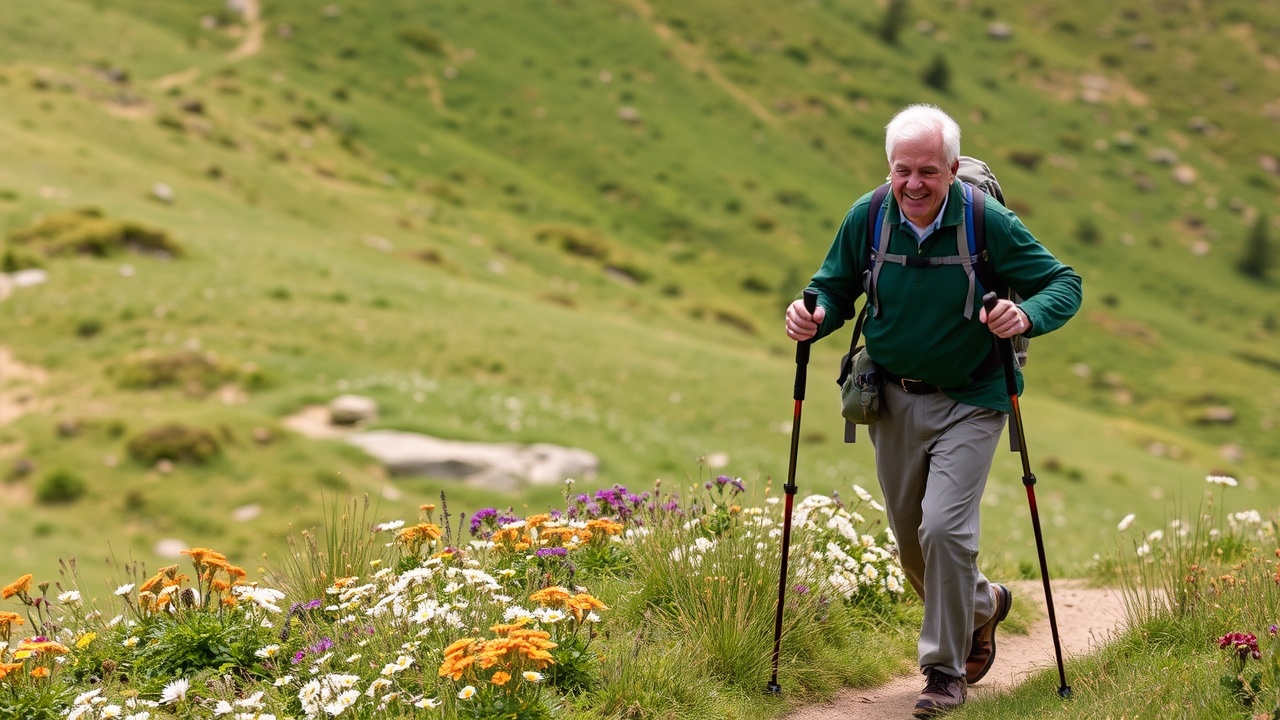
159,678,190,704
1,574,32,599
458,685,477,700
491,670,512,686
0,611,24,628
57,590,82,605
123,637,139,647
324,689,361,716
0,662,24,680
1218,632,1262,660
236,690,265,709
1206,474,1238,487
213,700,234,716
415,697,443,708
522,670,544,682
380,655,414,675
30,666,51,678
1117,514,1136,531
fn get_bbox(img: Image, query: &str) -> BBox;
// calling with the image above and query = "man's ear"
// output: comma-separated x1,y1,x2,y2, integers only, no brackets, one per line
949,159,960,179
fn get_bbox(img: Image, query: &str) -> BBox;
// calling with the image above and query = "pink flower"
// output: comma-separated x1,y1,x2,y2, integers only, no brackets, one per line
1217,632,1262,661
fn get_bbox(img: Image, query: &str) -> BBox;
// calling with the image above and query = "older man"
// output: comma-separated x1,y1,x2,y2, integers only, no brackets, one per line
784,104,1082,718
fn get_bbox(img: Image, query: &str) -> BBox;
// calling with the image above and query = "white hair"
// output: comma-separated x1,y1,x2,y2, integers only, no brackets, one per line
885,104,961,167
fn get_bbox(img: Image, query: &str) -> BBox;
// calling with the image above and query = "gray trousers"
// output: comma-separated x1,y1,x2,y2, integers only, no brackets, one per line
868,383,1004,677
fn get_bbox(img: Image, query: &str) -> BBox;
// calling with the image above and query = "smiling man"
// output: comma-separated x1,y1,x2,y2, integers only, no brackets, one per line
783,104,1082,718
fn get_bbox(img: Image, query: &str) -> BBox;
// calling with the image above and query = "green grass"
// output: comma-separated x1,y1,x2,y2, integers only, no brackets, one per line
0,0,1277,595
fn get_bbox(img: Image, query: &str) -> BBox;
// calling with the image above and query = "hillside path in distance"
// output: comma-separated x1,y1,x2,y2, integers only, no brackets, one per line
785,580,1128,720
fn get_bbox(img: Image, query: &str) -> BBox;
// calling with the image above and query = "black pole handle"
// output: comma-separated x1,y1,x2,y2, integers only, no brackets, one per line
982,292,1018,397
793,290,818,400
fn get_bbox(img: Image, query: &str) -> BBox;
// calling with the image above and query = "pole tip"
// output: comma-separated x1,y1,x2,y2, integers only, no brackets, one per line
766,682,782,695
1058,685,1072,699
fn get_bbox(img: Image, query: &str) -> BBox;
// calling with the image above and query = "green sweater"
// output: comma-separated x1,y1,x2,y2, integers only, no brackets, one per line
807,179,1083,413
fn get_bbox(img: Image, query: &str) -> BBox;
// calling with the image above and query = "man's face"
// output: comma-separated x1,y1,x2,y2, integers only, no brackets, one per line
889,134,958,228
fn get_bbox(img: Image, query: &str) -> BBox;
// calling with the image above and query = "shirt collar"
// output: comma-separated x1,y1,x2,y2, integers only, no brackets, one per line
899,189,950,242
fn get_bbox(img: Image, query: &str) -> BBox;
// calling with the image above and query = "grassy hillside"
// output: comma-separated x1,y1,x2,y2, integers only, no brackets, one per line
1,0,1277,591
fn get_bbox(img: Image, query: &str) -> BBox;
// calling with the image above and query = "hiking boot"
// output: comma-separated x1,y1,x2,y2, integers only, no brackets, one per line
913,667,967,719
965,583,1013,684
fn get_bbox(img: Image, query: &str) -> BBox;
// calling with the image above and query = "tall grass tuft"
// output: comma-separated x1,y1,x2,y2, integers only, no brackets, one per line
263,492,389,604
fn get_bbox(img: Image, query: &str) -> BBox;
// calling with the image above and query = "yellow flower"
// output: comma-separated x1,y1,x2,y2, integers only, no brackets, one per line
1,574,32,600
76,632,97,649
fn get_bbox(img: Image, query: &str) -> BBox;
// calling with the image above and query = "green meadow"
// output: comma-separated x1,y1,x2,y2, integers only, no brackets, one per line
0,0,1277,604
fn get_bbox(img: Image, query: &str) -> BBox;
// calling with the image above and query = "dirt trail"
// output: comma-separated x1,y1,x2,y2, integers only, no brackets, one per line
786,580,1128,720
227,0,265,61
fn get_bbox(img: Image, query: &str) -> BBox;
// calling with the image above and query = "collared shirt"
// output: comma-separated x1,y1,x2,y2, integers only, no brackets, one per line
900,191,950,244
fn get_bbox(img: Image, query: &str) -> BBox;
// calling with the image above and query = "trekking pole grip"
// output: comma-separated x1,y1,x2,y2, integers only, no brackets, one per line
794,290,818,398
982,292,1018,396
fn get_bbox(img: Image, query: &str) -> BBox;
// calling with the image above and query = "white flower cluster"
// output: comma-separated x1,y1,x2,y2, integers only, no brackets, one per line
65,689,159,720
796,491,907,604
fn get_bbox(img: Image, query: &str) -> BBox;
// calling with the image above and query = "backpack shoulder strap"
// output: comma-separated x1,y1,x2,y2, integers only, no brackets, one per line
866,183,892,317
967,185,1006,300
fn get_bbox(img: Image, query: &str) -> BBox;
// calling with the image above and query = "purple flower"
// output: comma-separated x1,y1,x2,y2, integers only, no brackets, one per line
470,508,498,535
291,651,306,665
1269,624,1278,637
535,547,568,558
310,638,334,654
793,584,810,595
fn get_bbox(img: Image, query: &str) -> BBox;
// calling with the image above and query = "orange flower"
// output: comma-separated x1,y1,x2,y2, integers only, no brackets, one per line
1,574,32,600
490,670,511,686
0,662,24,680
525,513,552,529
17,639,70,655
420,503,436,512
585,518,625,536
181,547,228,566
489,619,531,636
0,611,24,627
139,572,166,594
529,586,571,606
565,593,608,621
29,666,50,678
491,528,521,545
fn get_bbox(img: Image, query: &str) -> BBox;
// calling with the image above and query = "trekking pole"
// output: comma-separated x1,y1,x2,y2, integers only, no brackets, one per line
767,288,818,695
982,292,1072,700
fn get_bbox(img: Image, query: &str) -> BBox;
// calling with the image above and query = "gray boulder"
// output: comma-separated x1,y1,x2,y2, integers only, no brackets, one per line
329,394,378,425
345,430,598,489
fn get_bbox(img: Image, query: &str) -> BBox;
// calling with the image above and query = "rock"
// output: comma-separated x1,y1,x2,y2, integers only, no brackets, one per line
151,182,175,204
154,538,187,558
1196,406,1236,425
1171,165,1198,185
986,22,1013,40
11,269,48,288
617,106,642,124
345,430,598,488
329,394,378,425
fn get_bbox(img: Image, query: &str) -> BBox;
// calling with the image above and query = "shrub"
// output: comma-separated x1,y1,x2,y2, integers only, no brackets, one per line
35,469,87,504
1237,214,1273,280
126,424,221,465
921,53,951,92
114,349,248,393
6,207,183,258
399,26,444,54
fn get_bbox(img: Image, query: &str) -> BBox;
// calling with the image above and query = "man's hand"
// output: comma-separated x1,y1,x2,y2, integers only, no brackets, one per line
785,298,825,341
979,298,1030,339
